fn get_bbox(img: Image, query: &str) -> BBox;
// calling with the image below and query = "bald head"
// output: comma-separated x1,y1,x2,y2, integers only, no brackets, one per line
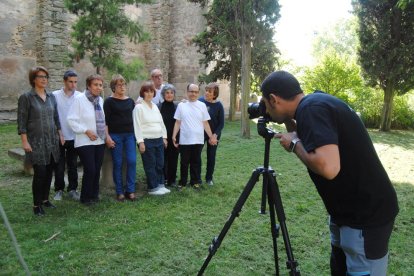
186,83,200,102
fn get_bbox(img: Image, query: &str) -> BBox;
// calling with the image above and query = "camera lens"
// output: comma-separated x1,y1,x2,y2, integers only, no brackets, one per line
248,101,266,119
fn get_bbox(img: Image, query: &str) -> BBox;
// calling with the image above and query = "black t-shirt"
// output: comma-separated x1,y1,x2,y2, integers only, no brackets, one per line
295,91,398,229
103,97,135,133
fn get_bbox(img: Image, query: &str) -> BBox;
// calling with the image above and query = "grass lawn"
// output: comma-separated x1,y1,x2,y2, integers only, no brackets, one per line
0,121,413,275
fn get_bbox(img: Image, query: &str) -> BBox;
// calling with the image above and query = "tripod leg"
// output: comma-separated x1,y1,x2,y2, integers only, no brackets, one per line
260,167,268,214
267,171,301,276
264,178,280,276
198,169,262,276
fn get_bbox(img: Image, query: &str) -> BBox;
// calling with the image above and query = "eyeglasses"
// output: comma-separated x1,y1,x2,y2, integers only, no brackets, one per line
188,90,199,93
116,83,127,88
35,75,49,79
152,75,162,79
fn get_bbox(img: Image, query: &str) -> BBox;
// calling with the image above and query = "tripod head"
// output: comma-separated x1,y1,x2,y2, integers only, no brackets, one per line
257,117,277,140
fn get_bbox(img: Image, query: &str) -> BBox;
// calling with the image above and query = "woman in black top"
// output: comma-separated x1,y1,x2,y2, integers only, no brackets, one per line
17,66,63,216
158,84,179,187
104,75,136,201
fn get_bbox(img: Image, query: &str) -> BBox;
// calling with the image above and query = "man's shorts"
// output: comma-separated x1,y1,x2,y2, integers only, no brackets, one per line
329,218,395,276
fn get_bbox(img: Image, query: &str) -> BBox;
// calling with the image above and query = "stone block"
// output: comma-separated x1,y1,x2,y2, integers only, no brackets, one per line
8,148,33,175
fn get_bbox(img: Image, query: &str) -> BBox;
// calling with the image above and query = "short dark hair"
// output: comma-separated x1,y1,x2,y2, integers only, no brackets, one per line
86,74,104,88
110,74,126,92
28,66,49,88
261,71,302,100
139,81,156,98
206,82,219,100
63,70,77,80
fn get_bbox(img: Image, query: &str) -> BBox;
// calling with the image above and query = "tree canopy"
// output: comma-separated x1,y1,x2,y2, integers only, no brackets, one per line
352,0,414,131
65,0,151,78
189,0,280,137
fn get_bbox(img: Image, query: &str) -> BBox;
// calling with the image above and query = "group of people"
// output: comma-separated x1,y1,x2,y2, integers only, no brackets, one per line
17,66,225,214
17,65,398,275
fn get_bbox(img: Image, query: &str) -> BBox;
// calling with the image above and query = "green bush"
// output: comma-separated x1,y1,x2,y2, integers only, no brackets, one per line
350,89,414,129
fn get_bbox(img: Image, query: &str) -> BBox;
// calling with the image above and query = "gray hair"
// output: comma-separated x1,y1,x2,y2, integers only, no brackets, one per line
160,83,176,99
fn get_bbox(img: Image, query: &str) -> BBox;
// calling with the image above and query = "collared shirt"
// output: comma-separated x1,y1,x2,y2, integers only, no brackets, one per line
17,89,61,165
53,88,81,140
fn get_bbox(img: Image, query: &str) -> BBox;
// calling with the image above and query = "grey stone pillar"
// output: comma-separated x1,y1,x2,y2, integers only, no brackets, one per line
36,0,70,90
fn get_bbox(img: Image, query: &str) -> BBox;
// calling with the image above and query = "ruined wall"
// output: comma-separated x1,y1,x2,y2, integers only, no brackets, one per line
0,0,213,122
0,0,38,121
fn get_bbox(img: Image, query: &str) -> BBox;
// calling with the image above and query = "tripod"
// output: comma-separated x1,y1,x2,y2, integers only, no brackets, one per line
198,119,300,276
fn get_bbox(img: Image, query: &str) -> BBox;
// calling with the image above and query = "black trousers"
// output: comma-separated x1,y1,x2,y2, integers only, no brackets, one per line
179,144,203,186
76,144,105,203
32,156,57,206
164,144,179,185
54,140,78,192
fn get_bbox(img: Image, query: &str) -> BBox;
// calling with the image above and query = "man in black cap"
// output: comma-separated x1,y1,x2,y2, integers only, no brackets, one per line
260,70,398,276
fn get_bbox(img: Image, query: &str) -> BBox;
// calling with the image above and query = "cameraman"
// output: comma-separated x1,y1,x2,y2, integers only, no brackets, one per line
260,71,398,276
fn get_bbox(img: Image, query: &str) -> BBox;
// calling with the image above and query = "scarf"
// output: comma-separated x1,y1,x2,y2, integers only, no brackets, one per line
85,89,106,140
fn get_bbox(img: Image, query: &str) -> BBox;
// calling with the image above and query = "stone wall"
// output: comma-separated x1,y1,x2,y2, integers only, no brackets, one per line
0,0,225,123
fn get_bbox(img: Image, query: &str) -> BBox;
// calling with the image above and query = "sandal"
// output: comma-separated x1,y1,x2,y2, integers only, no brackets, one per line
117,194,125,202
126,192,136,201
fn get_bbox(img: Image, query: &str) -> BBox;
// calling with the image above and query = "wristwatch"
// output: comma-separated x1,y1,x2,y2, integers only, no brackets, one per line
289,138,301,153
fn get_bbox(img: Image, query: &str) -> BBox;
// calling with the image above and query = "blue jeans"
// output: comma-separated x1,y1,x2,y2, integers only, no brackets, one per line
202,141,219,182
110,132,137,195
140,138,164,191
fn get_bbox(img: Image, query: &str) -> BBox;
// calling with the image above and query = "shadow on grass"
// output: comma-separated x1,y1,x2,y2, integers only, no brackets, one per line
369,129,414,150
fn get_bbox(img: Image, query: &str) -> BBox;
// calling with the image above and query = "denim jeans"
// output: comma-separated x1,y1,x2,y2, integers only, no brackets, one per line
202,141,219,182
110,132,137,195
76,144,105,204
140,138,164,191
54,140,78,192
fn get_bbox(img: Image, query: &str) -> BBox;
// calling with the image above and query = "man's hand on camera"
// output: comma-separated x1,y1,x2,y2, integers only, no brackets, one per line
274,131,298,152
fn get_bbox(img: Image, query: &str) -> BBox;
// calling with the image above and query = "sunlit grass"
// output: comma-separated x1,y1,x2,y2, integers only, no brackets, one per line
0,121,413,275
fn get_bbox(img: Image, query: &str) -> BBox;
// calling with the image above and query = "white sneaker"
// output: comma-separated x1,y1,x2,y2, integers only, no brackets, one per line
148,189,167,196
207,180,214,186
160,187,171,193
53,190,63,201
68,190,80,201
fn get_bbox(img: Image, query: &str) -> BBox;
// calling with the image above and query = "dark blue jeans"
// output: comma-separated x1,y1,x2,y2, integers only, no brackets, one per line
110,132,137,195
76,144,105,203
179,144,203,186
140,138,164,191
202,141,219,182
54,140,78,192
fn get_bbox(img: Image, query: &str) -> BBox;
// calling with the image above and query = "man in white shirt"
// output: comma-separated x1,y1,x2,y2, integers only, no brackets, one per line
172,84,217,189
135,68,165,105
150,68,164,104
52,70,81,201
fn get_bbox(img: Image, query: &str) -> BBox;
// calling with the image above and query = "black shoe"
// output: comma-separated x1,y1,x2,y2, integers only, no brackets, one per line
42,201,56,208
33,206,45,216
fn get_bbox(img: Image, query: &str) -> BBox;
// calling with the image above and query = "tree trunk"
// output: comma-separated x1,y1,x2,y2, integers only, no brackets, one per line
240,34,251,138
379,85,395,131
228,54,237,121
